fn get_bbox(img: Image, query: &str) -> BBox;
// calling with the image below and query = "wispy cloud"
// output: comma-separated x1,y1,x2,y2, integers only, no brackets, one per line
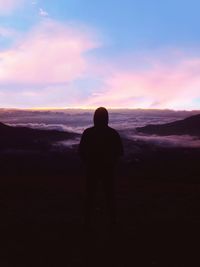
84,52,200,110
0,26,18,38
0,19,99,85
39,8,48,17
0,19,101,108
0,0,25,14
0,15,200,110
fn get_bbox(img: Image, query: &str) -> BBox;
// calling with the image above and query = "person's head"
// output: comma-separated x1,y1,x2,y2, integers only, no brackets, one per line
93,107,109,127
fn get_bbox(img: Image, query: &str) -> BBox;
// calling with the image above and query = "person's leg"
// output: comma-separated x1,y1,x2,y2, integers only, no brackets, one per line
84,173,97,227
103,171,116,226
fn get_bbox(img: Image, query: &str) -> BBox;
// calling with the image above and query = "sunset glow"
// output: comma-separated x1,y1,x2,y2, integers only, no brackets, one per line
0,0,200,110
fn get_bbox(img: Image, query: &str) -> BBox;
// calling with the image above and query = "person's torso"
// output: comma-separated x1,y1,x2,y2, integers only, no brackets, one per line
85,126,120,167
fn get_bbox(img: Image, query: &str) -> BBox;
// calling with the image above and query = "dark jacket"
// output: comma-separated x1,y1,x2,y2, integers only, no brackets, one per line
79,125,123,169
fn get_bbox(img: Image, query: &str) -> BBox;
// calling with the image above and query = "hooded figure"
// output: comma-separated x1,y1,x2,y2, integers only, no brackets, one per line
93,106,109,127
79,107,123,169
79,107,123,226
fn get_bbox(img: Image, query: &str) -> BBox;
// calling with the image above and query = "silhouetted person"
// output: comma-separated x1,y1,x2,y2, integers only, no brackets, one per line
79,107,123,227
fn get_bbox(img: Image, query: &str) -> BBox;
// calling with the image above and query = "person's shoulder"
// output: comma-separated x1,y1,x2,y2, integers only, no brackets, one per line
83,126,95,135
108,126,120,137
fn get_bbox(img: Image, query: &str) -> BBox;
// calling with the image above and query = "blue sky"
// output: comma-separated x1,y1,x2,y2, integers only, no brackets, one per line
3,0,200,49
0,0,200,109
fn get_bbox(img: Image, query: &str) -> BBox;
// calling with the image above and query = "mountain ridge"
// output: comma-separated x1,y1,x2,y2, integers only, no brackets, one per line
136,114,200,136
0,122,79,150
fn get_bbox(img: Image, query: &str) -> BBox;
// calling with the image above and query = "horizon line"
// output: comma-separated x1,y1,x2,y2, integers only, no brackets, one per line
0,107,200,112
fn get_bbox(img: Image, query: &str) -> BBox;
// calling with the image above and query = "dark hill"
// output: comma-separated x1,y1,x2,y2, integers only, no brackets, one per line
136,114,200,136
0,122,79,150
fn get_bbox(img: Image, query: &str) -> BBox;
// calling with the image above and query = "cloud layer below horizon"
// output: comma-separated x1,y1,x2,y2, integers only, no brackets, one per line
0,1,200,110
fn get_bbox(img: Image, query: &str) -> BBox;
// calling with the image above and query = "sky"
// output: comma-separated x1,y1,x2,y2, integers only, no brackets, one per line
0,0,200,110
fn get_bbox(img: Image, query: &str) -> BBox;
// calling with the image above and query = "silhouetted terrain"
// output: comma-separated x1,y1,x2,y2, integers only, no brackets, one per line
1,121,200,266
136,114,200,136
0,122,79,150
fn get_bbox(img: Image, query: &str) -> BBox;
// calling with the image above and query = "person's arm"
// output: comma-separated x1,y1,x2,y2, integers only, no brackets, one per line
78,130,88,162
117,133,124,157
112,131,123,159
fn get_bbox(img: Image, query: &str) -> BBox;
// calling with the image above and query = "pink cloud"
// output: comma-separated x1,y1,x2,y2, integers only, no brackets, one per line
84,54,200,110
1,18,200,110
0,20,99,84
0,0,25,14
0,26,20,40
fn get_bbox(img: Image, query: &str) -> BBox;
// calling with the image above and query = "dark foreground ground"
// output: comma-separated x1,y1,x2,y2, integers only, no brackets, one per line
1,140,200,267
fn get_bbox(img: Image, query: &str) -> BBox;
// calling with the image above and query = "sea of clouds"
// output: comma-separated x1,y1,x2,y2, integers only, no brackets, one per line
1,109,200,148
